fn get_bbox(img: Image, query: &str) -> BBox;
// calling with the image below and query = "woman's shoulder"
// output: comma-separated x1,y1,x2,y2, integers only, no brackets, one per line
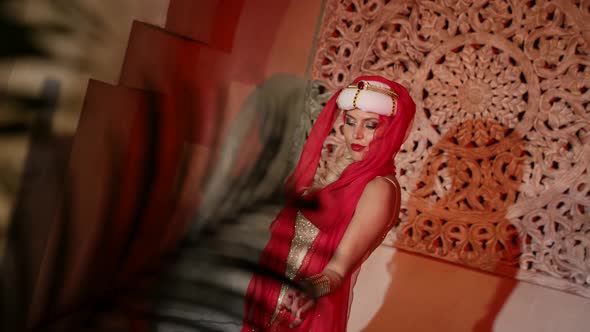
375,175,400,190
359,175,400,206
352,175,400,225
368,175,400,194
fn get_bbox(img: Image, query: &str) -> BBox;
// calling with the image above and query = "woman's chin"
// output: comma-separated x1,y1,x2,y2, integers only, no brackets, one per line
350,150,364,161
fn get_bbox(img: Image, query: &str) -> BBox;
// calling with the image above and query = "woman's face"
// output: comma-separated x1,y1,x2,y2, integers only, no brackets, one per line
341,108,380,161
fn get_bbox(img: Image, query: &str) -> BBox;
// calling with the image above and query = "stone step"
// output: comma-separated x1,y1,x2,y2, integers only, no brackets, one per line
28,80,155,328
119,20,206,93
118,20,233,147
165,0,245,53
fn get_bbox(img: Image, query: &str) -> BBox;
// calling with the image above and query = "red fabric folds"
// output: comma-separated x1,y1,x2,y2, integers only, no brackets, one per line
242,76,416,331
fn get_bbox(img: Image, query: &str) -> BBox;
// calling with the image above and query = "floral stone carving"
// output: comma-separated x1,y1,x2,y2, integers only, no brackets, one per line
308,0,590,297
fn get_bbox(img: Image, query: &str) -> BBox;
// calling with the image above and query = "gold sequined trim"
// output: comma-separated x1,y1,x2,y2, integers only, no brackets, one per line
271,211,319,323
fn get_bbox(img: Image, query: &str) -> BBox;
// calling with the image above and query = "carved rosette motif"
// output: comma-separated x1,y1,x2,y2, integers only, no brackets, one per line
309,0,590,297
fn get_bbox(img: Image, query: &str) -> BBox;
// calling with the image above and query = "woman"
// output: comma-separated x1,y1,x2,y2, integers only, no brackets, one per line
242,75,416,331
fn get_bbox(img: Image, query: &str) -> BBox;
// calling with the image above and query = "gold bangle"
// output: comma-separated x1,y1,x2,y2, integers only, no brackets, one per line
305,273,332,298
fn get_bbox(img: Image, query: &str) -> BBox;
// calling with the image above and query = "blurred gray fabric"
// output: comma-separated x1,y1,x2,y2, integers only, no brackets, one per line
196,74,311,233
154,74,324,332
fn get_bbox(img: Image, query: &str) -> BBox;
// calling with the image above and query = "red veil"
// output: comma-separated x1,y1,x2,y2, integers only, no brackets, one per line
242,76,416,331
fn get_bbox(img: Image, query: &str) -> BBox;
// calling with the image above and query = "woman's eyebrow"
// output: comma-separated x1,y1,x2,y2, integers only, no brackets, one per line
346,113,379,121
362,116,380,122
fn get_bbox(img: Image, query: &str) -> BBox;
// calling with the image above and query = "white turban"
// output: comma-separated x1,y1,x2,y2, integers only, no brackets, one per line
336,80,397,116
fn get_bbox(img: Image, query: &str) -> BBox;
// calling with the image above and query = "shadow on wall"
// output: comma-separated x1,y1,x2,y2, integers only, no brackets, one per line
362,119,524,332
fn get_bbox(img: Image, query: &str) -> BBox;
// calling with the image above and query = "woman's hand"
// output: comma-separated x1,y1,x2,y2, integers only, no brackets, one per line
279,288,316,328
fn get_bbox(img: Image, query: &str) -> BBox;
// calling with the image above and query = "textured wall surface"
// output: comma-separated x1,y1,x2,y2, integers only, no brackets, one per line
310,0,590,298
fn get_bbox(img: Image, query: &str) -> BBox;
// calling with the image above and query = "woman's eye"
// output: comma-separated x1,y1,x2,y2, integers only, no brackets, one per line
345,120,356,126
366,123,378,130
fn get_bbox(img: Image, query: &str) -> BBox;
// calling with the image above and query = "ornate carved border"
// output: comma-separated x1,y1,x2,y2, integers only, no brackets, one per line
309,0,590,298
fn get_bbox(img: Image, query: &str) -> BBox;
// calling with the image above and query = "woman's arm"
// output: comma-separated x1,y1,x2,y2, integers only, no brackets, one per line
323,175,400,282
284,176,401,327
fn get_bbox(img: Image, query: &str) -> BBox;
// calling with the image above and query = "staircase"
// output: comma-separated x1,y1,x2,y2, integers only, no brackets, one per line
26,1,303,331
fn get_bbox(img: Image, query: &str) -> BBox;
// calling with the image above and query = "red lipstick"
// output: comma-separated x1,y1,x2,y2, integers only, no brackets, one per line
351,144,365,152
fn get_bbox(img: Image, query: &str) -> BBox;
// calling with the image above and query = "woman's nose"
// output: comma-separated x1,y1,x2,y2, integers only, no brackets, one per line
354,126,364,139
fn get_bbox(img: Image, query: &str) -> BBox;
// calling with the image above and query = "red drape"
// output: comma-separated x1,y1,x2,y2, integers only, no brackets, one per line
242,75,416,331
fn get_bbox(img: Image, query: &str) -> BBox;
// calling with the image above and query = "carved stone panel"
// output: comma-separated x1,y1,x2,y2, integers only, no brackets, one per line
309,0,590,297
